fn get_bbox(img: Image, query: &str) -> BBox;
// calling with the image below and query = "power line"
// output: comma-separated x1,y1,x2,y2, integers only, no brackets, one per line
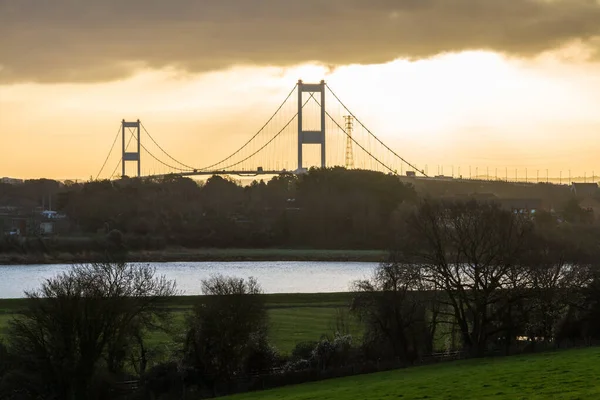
95,124,122,180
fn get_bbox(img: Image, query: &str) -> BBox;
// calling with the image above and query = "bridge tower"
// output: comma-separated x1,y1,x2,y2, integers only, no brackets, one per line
297,80,326,172
121,119,141,177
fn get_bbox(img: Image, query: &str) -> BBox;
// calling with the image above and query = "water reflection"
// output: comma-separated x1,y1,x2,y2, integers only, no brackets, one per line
0,261,377,298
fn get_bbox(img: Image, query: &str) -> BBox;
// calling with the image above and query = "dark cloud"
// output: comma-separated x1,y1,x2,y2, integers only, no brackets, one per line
1,0,600,83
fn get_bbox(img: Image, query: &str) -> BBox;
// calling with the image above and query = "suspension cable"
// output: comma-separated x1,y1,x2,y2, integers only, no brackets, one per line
110,160,121,179
140,123,194,171
327,112,396,175
305,93,397,175
95,124,122,180
325,84,428,177
140,142,189,172
195,84,298,171
109,128,135,179
215,96,312,171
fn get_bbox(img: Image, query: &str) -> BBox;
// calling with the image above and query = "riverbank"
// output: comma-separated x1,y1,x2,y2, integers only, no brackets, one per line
0,247,388,265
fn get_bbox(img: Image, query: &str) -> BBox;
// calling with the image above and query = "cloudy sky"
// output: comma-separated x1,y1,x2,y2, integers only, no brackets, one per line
2,0,600,179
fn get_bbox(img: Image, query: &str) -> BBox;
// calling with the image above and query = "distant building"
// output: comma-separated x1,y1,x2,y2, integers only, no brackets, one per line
1,217,29,236
39,222,54,235
1,177,23,185
571,183,598,197
41,210,57,218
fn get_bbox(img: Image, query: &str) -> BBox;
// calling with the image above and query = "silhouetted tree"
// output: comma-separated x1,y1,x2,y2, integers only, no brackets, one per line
3,168,417,252
521,234,587,345
183,275,274,392
352,260,435,363
400,199,533,357
294,167,416,248
1,262,177,399
562,198,593,224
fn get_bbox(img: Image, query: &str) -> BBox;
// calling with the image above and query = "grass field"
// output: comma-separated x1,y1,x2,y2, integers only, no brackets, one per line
0,293,360,354
5,292,599,399
223,347,600,400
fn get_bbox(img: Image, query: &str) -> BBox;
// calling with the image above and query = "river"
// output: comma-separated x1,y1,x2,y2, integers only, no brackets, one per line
0,261,378,299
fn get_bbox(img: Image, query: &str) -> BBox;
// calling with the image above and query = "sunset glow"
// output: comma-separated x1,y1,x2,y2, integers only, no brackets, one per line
2,1,600,180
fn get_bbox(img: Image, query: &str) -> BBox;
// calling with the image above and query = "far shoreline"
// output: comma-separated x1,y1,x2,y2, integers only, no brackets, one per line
0,247,388,266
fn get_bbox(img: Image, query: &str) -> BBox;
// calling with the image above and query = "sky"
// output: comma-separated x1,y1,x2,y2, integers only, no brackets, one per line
2,0,600,180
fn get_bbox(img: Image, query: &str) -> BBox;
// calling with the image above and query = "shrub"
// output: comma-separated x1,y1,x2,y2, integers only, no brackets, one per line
311,333,353,370
291,341,318,361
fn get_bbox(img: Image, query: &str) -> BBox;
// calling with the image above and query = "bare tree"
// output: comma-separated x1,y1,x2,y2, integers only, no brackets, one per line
522,235,587,345
402,199,533,357
3,262,177,400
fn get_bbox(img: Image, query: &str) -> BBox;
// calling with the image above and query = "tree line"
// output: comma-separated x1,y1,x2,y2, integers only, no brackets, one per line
2,198,600,399
3,168,599,255
3,168,416,251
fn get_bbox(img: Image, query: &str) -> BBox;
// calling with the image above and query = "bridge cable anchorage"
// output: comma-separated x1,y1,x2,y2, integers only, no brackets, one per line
306,93,397,175
216,95,313,171
95,124,123,180
194,84,298,172
325,84,428,177
110,128,136,178
140,142,190,172
140,123,195,171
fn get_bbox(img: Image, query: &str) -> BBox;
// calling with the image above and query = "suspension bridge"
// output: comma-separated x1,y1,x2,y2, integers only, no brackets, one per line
95,80,426,180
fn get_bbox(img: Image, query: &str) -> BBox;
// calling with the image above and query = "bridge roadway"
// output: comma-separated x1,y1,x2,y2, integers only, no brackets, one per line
148,169,461,180
146,170,546,186
154,169,288,178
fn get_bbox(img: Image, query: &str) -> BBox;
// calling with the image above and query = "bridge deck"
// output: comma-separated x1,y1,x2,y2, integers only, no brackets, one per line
159,170,287,177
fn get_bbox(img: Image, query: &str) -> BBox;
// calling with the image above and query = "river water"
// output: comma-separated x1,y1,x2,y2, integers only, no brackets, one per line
0,261,378,299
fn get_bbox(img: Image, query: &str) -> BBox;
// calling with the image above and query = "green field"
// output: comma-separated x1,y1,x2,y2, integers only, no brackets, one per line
224,347,600,400
4,293,599,399
0,293,360,354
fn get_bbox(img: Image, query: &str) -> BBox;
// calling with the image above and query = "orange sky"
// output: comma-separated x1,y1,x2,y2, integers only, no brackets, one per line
2,0,600,180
